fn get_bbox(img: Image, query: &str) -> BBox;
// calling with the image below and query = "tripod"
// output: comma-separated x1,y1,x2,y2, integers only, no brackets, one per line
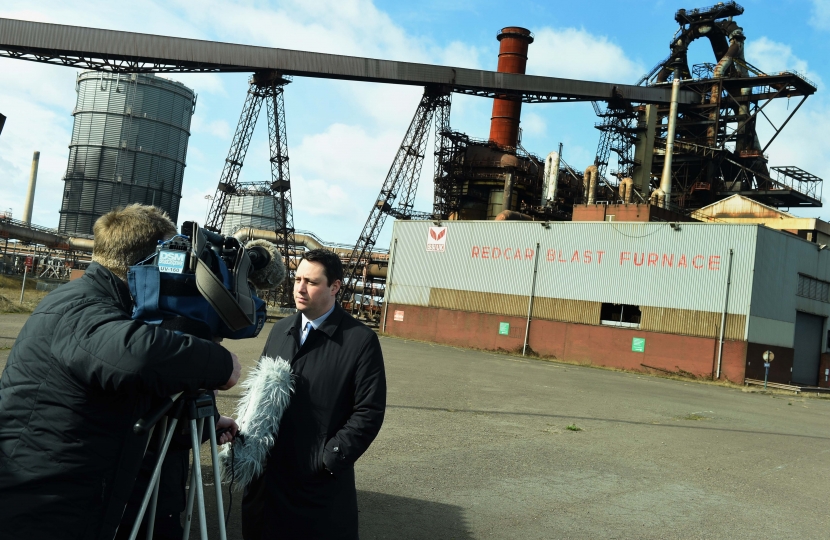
129,392,228,540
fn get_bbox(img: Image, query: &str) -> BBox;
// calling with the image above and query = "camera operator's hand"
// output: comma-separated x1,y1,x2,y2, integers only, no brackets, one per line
216,416,239,445
218,352,242,390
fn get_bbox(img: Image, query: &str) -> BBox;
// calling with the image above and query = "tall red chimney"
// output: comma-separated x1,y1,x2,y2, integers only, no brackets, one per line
489,27,534,149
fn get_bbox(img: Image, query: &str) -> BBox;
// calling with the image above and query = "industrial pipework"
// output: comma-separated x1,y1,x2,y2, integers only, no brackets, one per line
619,177,634,204
584,165,598,205
489,27,534,149
543,151,560,205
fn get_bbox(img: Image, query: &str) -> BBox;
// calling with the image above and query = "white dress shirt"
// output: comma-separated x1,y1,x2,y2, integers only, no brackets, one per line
300,303,336,346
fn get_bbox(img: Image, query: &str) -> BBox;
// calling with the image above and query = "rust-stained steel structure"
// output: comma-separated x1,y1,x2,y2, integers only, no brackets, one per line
489,27,534,148
432,27,551,222
591,1,822,211
340,87,451,310
204,71,296,306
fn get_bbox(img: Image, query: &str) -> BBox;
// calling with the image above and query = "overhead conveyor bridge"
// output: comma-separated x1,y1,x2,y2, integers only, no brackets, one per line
0,18,698,105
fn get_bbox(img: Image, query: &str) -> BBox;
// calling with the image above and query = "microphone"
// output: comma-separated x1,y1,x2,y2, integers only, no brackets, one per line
245,239,286,289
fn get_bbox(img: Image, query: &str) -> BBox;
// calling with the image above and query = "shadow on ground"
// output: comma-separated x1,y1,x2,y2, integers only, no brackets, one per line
359,490,472,540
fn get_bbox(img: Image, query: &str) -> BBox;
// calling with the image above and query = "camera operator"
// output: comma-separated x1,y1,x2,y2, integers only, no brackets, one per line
0,204,242,540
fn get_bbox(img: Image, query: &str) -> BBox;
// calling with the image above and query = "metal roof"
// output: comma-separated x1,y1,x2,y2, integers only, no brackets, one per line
0,18,698,105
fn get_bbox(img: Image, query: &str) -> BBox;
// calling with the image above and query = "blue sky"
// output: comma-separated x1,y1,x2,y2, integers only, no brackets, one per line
1,0,828,248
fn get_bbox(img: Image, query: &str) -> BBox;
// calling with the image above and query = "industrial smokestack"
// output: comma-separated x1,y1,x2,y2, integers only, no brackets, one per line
22,151,40,225
489,27,534,149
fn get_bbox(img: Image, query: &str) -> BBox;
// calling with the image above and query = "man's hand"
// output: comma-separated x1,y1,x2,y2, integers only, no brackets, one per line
216,415,239,445
218,351,241,390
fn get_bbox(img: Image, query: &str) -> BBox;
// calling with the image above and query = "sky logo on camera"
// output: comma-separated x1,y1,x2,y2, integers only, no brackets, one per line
158,250,186,274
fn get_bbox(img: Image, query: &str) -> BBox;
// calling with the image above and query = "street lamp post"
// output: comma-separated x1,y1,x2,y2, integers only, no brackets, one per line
762,350,775,390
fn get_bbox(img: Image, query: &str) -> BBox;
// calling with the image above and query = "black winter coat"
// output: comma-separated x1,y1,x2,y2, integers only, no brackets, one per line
0,263,233,540
242,305,386,540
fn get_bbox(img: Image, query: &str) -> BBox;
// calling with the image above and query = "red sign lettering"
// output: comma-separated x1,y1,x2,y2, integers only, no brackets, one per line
469,244,723,272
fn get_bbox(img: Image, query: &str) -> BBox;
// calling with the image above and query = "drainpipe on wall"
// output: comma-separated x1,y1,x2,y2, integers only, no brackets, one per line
716,248,734,379
523,242,541,356
381,238,398,334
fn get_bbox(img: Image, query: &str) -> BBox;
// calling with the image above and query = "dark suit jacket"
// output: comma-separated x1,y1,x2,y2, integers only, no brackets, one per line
243,304,386,540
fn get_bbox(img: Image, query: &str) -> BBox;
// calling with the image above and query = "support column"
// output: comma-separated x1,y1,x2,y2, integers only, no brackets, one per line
632,106,656,195
657,77,681,207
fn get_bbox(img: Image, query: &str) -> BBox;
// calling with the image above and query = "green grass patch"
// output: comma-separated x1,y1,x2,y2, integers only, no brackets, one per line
566,424,582,431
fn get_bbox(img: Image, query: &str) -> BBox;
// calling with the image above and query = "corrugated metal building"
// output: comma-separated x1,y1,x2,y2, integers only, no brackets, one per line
383,221,830,387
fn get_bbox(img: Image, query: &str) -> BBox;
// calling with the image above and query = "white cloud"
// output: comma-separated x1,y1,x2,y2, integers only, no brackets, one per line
520,112,546,138
438,41,483,69
745,37,823,89
289,123,400,217
191,116,231,139
811,0,830,30
526,27,644,83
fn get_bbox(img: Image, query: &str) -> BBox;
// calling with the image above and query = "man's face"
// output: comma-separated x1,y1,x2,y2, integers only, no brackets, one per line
294,259,340,320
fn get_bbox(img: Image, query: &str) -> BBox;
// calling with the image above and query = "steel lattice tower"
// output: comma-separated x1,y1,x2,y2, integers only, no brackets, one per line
341,86,451,306
205,70,296,306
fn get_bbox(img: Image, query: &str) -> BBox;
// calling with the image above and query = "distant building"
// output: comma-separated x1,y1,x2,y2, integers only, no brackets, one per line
694,194,830,245
384,220,830,389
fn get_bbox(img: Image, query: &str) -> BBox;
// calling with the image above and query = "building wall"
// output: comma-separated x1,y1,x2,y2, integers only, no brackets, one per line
749,226,830,350
385,221,830,385
384,303,747,382
572,203,697,223
388,221,758,319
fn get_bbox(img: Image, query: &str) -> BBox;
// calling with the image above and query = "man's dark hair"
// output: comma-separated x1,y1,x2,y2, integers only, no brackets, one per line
302,249,343,286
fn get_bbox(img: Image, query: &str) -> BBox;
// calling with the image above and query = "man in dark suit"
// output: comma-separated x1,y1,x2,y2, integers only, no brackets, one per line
242,249,386,540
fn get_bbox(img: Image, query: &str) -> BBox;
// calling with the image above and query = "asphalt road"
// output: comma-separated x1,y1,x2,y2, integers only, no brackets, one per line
2,314,829,539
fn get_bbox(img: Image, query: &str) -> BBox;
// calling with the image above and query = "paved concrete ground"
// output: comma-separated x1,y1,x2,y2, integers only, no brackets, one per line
2,314,829,538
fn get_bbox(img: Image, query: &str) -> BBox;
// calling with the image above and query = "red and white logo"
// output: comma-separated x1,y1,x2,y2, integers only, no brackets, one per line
427,227,447,252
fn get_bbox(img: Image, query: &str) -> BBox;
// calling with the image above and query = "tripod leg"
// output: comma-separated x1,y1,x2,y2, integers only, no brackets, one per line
181,455,198,540
188,418,209,540
145,417,168,540
127,417,179,540
206,420,228,540
182,420,202,540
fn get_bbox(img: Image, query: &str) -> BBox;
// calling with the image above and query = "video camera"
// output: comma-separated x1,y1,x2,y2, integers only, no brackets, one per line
128,221,284,340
